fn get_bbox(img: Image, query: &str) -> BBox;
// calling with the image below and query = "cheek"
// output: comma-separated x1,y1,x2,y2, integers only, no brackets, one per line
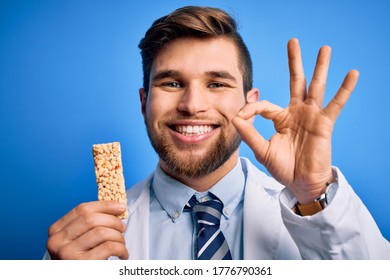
145,94,176,123
146,93,163,113
217,97,246,120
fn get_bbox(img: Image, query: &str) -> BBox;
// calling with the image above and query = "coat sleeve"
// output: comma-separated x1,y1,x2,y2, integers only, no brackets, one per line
279,167,390,259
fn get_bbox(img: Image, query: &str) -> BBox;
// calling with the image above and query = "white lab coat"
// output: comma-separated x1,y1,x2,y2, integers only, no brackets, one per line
43,157,390,260
122,157,390,260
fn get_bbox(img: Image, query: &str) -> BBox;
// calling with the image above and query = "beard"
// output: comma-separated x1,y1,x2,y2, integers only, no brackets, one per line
144,116,242,179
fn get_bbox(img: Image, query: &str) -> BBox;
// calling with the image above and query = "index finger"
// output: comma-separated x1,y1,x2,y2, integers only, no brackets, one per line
48,201,127,236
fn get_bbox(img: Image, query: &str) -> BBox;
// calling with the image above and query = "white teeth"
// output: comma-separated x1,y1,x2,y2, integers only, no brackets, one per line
175,125,214,136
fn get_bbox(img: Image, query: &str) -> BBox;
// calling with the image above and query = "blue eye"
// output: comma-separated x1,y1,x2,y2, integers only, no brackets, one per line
164,82,182,88
209,83,225,88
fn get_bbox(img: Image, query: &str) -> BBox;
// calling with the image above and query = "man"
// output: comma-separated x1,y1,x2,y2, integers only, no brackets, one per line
45,6,390,260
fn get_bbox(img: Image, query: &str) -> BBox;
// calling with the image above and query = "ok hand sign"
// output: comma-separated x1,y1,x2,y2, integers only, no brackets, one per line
233,38,359,204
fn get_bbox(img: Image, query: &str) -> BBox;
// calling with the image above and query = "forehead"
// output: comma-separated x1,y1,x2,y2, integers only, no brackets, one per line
151,37,242,82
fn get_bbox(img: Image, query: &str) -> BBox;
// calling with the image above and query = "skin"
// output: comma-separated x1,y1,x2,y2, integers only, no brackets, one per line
233,38,359,203
140,37,258,191
46,37,358,259
46,201,128,260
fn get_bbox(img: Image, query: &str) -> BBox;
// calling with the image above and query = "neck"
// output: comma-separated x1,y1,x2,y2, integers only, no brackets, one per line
159,152,239,192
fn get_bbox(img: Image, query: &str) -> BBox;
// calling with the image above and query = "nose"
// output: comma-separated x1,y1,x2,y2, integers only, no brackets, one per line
177,85,209,115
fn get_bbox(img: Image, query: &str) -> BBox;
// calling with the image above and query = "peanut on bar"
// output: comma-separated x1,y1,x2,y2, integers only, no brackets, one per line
92,142,128,219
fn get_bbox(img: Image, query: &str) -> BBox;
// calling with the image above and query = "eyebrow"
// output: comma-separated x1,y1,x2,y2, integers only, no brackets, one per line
151,70,181,82
151,69,238,83
205,71,237,83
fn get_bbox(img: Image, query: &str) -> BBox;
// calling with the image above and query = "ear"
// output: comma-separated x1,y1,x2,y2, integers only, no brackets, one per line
139,88,147,117
246,87,260,103
246,88,260,124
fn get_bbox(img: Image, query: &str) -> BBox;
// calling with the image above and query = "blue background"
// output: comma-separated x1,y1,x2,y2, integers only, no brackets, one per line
1,0,389,259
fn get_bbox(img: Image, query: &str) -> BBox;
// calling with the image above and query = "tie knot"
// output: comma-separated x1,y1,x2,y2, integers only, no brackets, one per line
186,194,223,227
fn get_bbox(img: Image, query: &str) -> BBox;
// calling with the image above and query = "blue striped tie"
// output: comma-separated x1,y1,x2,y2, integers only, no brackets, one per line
185,194,232,260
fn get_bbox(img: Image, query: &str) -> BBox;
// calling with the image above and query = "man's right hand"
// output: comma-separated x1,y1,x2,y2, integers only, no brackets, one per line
46,201,128,260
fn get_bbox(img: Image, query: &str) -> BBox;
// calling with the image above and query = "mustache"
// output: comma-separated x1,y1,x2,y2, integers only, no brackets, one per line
161,115,227,125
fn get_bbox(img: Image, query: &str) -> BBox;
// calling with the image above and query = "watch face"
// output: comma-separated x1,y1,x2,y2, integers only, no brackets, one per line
316,193,328,206
325,181,337,204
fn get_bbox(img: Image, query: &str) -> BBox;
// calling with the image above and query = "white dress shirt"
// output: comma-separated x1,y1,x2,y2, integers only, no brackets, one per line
149,160,245,259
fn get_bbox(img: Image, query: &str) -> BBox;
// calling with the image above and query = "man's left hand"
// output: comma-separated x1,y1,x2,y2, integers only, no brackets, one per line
232,38,359,204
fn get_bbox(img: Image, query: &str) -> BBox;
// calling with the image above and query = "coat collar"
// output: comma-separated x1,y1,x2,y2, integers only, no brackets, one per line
240,158,284,259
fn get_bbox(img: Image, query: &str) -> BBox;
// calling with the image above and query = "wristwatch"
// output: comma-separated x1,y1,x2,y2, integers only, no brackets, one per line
292,192,328,216
291,182,334,216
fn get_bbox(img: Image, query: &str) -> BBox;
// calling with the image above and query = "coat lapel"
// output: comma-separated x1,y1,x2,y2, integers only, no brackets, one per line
241,158,284,260
123,174,153,260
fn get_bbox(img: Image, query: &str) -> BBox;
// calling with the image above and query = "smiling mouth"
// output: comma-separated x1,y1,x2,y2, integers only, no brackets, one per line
170,125,217,136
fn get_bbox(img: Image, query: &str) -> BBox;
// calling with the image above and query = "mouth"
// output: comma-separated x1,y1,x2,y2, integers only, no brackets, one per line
169,124,218,137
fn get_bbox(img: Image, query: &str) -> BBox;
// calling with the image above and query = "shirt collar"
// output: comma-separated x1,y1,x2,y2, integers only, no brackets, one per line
152,160,245,221
152,164,195,221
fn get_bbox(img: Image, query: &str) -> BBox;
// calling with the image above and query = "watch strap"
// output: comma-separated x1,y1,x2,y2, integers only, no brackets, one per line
291,193,327,216
294,200,325,216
